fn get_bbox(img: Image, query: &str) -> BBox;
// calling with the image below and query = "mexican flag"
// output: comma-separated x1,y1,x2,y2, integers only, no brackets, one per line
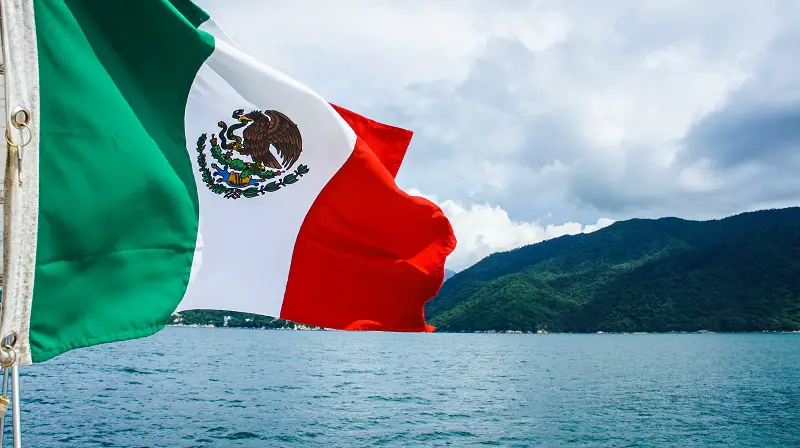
0,0,456,364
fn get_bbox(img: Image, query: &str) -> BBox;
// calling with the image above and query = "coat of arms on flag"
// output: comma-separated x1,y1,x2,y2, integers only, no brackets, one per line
196,108,309,200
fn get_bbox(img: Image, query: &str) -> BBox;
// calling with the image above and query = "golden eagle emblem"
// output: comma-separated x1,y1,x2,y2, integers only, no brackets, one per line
195,109,310,200
239,110,302,171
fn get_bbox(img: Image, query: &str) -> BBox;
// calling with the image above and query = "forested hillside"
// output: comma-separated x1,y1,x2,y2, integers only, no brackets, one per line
426,207,800,333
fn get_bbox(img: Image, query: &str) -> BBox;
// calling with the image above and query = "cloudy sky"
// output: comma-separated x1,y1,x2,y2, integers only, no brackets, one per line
198,0,800,270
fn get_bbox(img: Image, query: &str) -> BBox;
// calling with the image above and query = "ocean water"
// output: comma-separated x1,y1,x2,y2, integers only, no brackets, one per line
5,328,800,447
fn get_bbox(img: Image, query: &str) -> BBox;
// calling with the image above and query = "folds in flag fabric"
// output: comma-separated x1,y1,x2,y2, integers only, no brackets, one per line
2,0,455,364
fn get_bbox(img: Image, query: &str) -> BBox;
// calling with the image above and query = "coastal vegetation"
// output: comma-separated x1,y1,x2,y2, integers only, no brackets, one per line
170,309,321,330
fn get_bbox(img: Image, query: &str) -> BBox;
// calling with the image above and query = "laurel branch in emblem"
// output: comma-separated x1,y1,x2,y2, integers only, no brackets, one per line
196,109,309,199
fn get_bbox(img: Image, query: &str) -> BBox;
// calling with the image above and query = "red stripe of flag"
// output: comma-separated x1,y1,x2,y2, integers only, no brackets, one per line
280,104,456,331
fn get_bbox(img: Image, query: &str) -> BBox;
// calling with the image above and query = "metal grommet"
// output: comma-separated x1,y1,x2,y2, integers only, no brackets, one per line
10,106,30,128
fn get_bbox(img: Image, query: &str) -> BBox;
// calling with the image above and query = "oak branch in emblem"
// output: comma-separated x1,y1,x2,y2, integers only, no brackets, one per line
238,110,303,171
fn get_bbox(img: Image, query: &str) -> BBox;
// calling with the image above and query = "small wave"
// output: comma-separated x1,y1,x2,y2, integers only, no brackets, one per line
119,367,152,375
413,430,476,442
224,431,261,440
341,369,375,374
447,413,472,419
270,434,302,443
367,394,418,403
372,431,412,446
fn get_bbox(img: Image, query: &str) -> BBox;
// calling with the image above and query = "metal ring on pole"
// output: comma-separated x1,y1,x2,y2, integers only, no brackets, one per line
5,122,31,148
1,332,18,350
0,351,13,370
0,333,17,369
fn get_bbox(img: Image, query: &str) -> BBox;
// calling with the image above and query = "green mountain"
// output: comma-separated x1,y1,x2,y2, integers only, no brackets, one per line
425,207,800,333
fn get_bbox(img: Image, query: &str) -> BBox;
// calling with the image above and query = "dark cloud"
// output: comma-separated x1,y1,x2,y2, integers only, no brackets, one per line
683,101,800,169
681,22,800,171
665,19,800,220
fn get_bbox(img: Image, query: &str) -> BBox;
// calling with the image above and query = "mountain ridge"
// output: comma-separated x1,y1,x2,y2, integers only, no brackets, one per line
425,207,800,333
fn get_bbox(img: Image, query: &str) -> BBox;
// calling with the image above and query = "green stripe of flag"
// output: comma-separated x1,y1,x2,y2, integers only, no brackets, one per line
31,0,212,362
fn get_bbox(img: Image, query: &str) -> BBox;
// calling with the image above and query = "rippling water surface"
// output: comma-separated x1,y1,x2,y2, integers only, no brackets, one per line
6,329,800,447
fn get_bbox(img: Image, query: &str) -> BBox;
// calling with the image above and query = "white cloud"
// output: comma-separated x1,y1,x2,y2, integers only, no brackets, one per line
196,0,483,104
409,189,614,270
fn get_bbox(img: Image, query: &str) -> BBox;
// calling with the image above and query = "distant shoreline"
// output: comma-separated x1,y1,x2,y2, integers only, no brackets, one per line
165,323,326,331
164,325,800,334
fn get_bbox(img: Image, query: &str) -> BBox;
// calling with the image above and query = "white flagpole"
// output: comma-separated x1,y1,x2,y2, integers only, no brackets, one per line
9,365,17,447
